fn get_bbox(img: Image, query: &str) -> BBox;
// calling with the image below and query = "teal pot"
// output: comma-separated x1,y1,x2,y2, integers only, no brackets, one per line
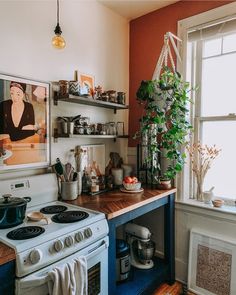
0,194,31,229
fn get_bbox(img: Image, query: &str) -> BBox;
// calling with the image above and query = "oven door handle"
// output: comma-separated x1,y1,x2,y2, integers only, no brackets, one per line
86,239,108,260
18,239,108,288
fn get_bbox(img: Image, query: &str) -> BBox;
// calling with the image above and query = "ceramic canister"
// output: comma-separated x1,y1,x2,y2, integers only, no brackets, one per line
111,168,123,186
61,181,78,200
69,81,80,95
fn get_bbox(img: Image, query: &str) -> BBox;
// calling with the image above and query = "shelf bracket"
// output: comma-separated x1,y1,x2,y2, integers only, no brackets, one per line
53,128,59,143
53,91,58,106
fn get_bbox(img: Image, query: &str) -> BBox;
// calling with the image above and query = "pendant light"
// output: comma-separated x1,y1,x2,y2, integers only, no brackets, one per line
52,0,66,49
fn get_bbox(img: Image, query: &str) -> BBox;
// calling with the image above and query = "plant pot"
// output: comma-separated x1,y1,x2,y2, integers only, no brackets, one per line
157,179,172,190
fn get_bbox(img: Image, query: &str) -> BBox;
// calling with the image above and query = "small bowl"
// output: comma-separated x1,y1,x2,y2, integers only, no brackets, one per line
212,199,224,208
123,181,141,191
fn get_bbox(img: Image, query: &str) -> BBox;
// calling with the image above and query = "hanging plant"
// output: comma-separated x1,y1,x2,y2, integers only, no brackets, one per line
135,67,193,183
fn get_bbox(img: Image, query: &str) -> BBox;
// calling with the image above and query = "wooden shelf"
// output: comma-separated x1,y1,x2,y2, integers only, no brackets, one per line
53,92,129,113
53,129,129,142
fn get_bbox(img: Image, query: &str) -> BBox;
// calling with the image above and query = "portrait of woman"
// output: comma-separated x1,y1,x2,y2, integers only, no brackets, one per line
0,81,35,141
0,75,49,170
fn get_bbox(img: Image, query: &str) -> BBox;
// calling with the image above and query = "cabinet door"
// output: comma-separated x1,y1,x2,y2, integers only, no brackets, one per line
0,260,15,295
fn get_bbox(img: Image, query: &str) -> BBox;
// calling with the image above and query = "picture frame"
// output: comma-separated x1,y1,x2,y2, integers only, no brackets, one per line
188,229,236,295
0,74,50,171
79,73,94,96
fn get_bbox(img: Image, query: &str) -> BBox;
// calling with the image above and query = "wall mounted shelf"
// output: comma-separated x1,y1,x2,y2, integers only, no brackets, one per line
53,92,129,114
53,128,129,142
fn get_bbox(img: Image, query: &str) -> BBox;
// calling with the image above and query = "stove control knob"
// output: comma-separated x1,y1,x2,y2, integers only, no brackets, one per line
84,228,93,238
75,231,84,243
54,240,64,252
65,236,74,247
29,249,42,264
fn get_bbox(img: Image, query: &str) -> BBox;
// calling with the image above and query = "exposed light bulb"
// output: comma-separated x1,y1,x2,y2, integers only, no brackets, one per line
52,34,66,49
52,0,66,49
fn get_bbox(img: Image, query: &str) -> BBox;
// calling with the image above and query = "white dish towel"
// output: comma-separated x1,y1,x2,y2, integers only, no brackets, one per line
48,256,88,295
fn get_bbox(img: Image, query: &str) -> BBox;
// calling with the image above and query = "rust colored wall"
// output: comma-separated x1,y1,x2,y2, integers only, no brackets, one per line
129,0,233,146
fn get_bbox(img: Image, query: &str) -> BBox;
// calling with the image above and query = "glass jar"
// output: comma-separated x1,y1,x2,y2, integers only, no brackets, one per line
108,122,116,135
75,125,84,135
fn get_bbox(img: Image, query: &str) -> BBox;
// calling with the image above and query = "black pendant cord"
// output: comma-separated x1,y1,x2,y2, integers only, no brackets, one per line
54,0,62,35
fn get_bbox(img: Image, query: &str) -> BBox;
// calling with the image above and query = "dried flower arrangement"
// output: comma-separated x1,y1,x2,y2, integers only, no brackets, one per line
186,142,221,201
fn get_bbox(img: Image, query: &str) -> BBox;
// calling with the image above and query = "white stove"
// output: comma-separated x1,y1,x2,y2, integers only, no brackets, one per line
0,174,109,295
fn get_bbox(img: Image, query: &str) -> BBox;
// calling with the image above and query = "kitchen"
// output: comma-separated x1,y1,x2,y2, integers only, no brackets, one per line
1,1,236,295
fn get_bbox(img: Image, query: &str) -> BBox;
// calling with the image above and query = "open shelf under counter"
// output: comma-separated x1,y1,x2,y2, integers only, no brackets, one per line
117,257,168,295
53,92,129,113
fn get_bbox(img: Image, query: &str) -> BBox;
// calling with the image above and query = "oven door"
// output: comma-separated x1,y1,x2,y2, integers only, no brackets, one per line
15,237,108,295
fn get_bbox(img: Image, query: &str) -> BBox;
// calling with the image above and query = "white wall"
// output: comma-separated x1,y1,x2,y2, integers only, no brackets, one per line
0,0,129,180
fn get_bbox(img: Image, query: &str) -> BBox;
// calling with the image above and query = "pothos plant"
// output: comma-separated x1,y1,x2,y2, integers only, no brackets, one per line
135,67,193,182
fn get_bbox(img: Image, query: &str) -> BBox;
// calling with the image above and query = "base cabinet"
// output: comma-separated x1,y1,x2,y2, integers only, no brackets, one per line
0,260,15,295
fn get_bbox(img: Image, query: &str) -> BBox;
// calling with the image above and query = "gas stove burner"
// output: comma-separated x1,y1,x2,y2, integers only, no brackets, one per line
40,205,67,214
52,210,89,223
7,226,45,240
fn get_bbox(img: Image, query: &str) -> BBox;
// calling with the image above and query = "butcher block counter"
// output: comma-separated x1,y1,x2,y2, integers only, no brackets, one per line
68,187,177,219
0,242,15,265
68,187,176,295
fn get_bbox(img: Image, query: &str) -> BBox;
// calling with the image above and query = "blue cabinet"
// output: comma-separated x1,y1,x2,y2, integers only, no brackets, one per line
108,193,175,295
0,261,15,295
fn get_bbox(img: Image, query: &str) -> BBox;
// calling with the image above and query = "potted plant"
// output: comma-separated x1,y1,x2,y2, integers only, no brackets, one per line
135,67,192,188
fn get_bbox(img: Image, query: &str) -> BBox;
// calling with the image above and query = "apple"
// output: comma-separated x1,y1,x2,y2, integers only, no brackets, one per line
123,176,138,184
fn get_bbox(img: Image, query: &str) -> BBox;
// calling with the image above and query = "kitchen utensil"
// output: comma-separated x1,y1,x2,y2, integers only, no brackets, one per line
27,211,51,225
54,158,65,181
0,194,31,229
65,162,73,182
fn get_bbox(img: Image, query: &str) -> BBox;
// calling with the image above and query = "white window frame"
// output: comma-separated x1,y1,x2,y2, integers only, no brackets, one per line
177,2,236,201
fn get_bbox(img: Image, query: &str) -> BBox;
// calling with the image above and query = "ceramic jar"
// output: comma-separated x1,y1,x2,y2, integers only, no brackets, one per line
111,168,123,186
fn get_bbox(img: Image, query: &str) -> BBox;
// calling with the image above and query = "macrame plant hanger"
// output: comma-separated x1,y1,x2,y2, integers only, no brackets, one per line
152,32,182,81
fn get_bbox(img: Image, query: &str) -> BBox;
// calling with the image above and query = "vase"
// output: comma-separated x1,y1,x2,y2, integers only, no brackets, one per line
196,178,204,201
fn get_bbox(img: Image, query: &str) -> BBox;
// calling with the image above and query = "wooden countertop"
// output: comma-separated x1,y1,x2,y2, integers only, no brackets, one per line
68,187,177,220
0,242,15,266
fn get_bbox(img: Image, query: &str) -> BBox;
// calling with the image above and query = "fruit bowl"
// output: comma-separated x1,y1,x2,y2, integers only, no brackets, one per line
123,181,142,191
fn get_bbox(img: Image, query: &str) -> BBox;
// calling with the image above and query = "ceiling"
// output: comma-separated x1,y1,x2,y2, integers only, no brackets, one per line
98,0,180,20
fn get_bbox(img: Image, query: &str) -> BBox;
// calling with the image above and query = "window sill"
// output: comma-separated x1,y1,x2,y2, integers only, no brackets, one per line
175,199,236,222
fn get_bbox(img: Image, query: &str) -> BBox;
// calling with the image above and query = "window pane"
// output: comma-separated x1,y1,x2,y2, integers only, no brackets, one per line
223,33,236,53
201,53,236,116
202,121,236,199
203,38,221,58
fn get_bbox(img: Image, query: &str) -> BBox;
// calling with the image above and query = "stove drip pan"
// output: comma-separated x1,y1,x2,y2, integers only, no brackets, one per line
7,226,45,240
40,205,67,214
52,210,89,223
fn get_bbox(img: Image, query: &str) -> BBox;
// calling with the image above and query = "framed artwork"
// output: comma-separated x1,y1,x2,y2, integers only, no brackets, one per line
0,74,50,171
80,73,94,96
188,229,236,295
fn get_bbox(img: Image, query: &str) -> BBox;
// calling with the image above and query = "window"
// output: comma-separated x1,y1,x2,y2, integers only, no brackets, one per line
187,25,236,199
